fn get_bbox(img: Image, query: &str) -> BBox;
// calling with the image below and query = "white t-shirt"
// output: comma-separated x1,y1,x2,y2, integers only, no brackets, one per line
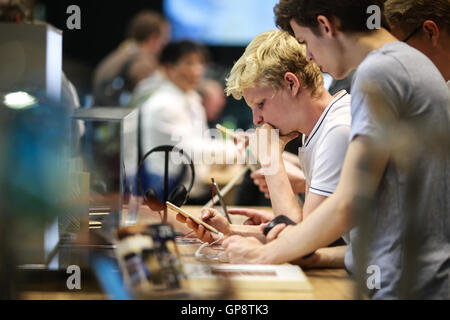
140,78,208,167
140,78,237,196
298,90,351,197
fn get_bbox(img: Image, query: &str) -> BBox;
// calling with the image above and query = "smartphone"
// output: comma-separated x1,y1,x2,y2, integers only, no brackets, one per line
216,124,238,138
211,178,232,224
166,201,220,234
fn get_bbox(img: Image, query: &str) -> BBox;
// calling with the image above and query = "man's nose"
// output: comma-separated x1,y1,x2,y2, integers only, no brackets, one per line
252,111,263,126
194,63,205,76
307,49,314,62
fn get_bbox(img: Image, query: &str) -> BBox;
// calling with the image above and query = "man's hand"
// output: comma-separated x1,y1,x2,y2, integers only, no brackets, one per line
249,169,270,197
250,160,306,198
228,207,274,225
232,131,250,150
176,208,231,243
263,223,293,242
248,123,299,168
222,235,271,264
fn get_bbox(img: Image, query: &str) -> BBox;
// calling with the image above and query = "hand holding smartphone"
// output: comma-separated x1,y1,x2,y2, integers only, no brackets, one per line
166,201,220,234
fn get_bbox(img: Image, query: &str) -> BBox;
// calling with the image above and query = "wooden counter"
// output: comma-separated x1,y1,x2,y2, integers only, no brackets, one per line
21,205,355,300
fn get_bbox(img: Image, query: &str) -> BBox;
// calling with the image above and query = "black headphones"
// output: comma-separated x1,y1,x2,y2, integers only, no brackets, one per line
138,145,195,212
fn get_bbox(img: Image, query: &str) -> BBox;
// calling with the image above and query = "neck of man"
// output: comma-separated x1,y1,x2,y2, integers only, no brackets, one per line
432,51,450,82
162,66,191,93
139,41,156,56
167,74,191,93
340,28,398,71
429,29,450,82
298,88,334,137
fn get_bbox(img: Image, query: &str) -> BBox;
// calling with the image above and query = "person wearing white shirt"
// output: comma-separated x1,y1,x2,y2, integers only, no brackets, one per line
139,40,236,201
177,30,352,267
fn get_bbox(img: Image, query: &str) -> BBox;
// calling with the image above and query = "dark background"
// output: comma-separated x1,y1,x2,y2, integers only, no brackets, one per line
37,0,253,128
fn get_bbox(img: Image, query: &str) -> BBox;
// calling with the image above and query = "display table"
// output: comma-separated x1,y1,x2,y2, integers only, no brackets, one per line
20,205,355,300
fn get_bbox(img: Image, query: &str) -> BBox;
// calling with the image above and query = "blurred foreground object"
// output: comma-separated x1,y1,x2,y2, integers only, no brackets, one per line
71,107,139,231
0,22,73,298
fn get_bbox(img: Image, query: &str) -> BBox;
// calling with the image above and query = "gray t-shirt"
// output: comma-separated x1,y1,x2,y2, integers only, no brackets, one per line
345,41,450,299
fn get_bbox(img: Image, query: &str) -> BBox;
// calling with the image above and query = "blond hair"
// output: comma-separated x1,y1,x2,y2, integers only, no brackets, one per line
225,30,323,100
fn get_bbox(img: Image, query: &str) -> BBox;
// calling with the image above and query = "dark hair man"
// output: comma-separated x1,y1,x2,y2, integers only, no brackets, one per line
385,0,450,86
139,40,237,202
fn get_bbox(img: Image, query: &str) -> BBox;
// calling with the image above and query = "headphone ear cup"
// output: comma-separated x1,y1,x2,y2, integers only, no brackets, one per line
144,188,165,211
168,185,188,207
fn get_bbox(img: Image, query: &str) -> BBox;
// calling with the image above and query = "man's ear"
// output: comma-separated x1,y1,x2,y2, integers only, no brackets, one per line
284,72,300,96
422,20,440,47
317,15,338,38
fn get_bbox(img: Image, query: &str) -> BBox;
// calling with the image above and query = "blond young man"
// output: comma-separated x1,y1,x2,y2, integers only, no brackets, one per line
177,30,352,266
385,0,450,87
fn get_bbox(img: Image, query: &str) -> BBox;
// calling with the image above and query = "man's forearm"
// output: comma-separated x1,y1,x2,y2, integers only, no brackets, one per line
256,137,387,265
230,224,266,243
264,154,302,222
259,192,353,264
315,245,347,268
291,245,347,268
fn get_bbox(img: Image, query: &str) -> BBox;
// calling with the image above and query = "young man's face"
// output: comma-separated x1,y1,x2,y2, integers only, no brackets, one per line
154,22,172,55
289,19,349,79
168,52,205,92
242,84,296,135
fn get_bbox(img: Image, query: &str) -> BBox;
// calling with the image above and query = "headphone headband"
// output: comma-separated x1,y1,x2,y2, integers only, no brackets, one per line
137,145,195,199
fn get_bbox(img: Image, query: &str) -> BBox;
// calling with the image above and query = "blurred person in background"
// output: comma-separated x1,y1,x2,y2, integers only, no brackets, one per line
198,78,226,127
0,0,31,22
385,0,450,88
92,10,170,106
139,40,237,204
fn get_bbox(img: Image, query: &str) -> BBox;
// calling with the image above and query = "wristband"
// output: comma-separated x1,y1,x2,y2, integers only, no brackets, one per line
263,215,315,259
263,215,296,236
